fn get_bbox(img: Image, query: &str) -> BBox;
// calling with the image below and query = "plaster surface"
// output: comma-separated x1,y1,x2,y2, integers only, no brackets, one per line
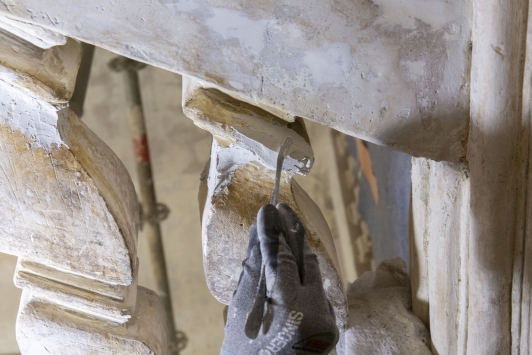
0,0,472,162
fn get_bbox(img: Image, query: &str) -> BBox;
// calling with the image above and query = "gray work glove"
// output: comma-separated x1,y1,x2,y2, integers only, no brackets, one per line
221,203,339,355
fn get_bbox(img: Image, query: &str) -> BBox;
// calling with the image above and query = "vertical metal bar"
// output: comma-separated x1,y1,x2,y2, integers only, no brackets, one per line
69,42,95,118
109,57,180,355
270,136,292,206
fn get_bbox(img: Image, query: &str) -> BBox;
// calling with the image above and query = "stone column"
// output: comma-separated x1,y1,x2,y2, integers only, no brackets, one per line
410,0,532,353
0,16,166,354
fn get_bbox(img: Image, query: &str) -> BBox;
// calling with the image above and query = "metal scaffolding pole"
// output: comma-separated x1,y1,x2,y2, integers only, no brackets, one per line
109,56,183,355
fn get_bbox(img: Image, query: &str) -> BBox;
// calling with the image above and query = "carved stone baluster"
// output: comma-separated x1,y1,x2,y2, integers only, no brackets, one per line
0,16,166,354
182,78,348,330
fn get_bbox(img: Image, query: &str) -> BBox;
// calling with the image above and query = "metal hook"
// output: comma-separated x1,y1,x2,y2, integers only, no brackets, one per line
270,137,292,206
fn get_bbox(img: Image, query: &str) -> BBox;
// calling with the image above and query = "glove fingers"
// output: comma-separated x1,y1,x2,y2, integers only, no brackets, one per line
236,225,262,290
277,202,306,284
257,204,300,300
246,224,260,258
277,202,324,287
257,204,282,291
244,266,267,339
303,250,323,287
275,231,301,301
230,225,262,309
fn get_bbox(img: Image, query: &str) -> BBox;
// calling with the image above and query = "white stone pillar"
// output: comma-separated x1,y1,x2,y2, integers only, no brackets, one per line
410,0,532,353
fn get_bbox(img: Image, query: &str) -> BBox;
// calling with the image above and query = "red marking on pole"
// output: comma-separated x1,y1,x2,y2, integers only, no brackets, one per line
133,135,150,163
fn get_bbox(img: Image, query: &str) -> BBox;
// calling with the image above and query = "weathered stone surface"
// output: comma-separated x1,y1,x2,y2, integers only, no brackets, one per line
183,77,313,175
17,287,167,355
0,20,167,355
15,258,139,323
338,258,432,355
0,0,472,162
0,15,80,101
407,0,532,354
410,158,469,353
0,25,139,286
0,73,138,285
200,144,294,302
186,80,347,330
199,146,347,330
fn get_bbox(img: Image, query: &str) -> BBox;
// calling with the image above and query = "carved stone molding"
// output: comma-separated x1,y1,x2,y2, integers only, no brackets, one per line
0,17,166,354
0,0,472,161
183,77,348,330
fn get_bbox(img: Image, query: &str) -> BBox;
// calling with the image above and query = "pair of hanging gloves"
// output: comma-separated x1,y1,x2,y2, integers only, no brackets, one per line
221,203,339,355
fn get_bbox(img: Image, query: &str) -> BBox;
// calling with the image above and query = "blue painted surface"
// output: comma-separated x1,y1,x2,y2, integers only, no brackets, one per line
347,137,411,267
